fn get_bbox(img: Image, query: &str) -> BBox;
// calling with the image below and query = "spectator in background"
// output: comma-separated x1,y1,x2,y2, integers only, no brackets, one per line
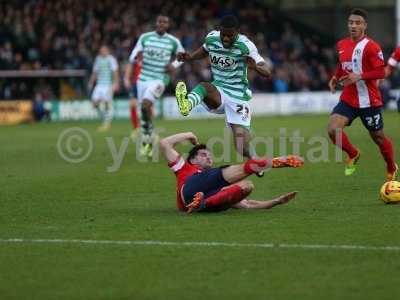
33,91,51,122
0,0,338,98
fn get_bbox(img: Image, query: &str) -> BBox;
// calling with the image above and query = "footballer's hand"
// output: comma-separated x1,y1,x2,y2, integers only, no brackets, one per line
187,132,199,145
177,52,191,62
165,63,175,74
277,191,298,205
246,57,256,69
339,73,361,87
328,76,338,93
112,83,120,93
123,77,131,90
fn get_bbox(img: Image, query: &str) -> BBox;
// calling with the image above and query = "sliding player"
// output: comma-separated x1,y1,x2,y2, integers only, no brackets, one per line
160,132,303,213
327,8,397,181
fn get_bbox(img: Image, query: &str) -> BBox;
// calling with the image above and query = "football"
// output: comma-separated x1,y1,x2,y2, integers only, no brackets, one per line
380,181,400,204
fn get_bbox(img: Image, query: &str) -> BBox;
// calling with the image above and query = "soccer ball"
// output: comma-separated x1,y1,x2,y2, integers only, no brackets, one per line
380,181,400,204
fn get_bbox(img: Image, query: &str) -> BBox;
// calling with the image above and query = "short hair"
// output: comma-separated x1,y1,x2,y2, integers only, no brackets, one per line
220,15,239,29
157,15,169,21
350,8,368,21
187,144,208,164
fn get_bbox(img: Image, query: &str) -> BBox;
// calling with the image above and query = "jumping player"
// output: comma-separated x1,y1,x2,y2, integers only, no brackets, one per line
124,15,184,157
124,53,143,140
160,132,303,213
88,45,119,132
175,15,271,176
327,8,397,181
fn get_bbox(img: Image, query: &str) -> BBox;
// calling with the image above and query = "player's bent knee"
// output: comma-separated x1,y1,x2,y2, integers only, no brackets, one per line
327,123,341,139
239,180,254,193
130,99,137,108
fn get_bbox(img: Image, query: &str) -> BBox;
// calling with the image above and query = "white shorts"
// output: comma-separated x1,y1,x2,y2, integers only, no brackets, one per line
137,79,165,103
202,86,251,128
91,85,113,102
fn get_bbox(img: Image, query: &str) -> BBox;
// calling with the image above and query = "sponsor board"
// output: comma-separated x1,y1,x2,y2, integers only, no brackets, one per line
0,100,33,125
46,99,162,121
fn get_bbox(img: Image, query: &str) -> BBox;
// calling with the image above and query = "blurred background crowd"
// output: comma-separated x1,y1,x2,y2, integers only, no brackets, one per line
0,0,399,100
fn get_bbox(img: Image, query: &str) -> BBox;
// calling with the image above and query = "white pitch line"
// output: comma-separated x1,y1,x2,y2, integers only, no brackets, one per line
1,238,400,252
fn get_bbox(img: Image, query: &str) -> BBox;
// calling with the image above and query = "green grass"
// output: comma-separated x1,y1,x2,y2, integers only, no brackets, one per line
1,113,400,300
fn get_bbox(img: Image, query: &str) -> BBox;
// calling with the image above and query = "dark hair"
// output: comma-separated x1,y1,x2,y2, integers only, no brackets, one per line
187,144,208,164
220,15,239,29
157,15,169,21
350,8,368,21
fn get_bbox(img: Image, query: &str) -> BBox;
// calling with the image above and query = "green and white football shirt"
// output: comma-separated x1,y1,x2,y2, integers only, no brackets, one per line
129,31,184,85
203,30,264,102
93,55,118,86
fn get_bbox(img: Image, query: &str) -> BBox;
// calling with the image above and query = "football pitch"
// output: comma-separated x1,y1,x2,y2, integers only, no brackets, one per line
1,113,400,300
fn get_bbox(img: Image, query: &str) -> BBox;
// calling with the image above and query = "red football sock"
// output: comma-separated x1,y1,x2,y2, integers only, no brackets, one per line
330,130,358,159
379,137,396,172
205,184,247,210
130,107,139,129
244,158,269,174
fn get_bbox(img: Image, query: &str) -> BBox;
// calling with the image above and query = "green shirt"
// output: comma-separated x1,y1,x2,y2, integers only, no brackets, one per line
129,31,184,85
203,31,264,102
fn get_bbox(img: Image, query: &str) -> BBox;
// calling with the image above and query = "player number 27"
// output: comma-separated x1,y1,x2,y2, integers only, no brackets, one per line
366,114,380,127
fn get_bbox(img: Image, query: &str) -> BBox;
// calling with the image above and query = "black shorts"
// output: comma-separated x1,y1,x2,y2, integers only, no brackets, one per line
331,101,384,131
129,84,138,98
182,167,230,206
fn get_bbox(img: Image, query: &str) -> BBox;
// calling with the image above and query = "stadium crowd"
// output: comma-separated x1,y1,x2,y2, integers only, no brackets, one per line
0,0,396,100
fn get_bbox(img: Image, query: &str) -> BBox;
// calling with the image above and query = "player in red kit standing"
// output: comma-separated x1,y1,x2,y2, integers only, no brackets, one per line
384,46,400,112
327,8,397,181
124,53,143,140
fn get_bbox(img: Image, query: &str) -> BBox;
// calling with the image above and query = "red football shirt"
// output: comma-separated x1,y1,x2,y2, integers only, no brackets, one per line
388,47,400,67
168,156,203,211
335,36,385,108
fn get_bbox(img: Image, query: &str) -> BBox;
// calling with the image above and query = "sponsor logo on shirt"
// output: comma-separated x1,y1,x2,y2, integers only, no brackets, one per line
210,54,236,69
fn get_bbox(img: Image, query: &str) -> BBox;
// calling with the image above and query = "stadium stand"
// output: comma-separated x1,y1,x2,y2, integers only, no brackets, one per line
0,0,393,100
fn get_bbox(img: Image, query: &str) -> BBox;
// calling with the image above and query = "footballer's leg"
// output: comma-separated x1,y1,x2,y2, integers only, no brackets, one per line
186,179,254,213
130,97,140,140
100,101,113,132
221,156,304,183
327,111,360,176
368,130,397,181
230,124,253,159
92,100,104,122
359,107,397,181
140,99,154,157
176,81,221,116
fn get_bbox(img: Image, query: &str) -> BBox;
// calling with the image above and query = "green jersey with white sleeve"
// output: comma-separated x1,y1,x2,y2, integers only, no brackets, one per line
129,31,184,85
203,30,264,102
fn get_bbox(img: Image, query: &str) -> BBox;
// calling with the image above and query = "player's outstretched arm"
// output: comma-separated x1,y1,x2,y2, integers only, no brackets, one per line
88,72,97,91
177,47,208,62
232,191,297,209
251,60,272,78
160,132,199,163
124,63,133,90
113,69,120,92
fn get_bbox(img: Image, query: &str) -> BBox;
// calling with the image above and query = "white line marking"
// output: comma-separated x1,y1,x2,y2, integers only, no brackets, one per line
1,238,400,251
